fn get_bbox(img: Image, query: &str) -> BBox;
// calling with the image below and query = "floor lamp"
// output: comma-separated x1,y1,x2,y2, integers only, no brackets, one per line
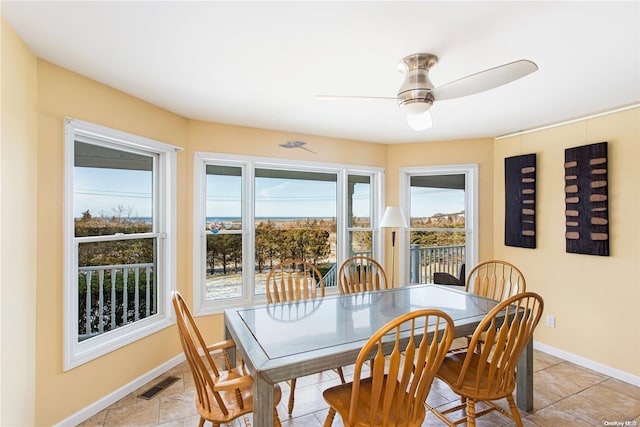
380,206,408,288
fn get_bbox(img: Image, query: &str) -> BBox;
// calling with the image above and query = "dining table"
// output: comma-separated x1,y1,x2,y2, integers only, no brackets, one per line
224,284,534,426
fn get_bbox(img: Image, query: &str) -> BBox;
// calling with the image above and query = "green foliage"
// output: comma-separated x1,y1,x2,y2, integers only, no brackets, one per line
208,218,334,275
75,212,153,267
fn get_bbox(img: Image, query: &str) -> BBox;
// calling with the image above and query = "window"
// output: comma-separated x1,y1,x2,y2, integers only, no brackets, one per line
194,153,383,314
64,118,179,370
400,165,478,285
347,174,373,257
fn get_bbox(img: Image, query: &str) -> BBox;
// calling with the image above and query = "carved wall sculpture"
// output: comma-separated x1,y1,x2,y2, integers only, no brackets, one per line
505,154,536,248
564,142,609,256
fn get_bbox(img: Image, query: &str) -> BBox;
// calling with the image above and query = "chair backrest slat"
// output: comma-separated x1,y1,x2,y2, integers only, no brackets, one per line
266,259,325,303
456,292,544,397
466,260,526,301
337,255,388,295
347,309,454,426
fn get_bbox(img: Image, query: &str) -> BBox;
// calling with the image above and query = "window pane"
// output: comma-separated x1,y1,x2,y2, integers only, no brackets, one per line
205,165,244,301
78,238,157,341
206,234,243,301
206,165,242,231
74,141,153,236
409,174,467,284
349,231,372,257
410,174,465,229
409,231,466,284
348,175,371,228
255,169,337,296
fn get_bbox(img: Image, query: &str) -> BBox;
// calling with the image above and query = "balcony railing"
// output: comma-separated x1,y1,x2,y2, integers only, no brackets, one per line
409,244,465,284
321,246,465,288
78,263,156,341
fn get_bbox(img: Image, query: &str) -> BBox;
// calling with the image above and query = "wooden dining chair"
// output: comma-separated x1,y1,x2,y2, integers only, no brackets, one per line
322,309,454,427
265,258,325,303
171,291,282,427
265,259,346,417
461,260,526,353
337,255,388,295
425,292,544,427
465,259,526,301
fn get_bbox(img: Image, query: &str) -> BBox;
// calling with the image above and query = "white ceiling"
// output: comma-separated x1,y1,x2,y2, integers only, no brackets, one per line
2,1,639,144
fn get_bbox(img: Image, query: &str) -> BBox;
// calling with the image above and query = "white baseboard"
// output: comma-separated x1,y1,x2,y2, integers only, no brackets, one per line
53,353,186,427
534,341,640,387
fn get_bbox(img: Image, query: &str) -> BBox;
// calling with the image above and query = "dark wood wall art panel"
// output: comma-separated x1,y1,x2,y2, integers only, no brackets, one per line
564,141,609,256
505,154,536,248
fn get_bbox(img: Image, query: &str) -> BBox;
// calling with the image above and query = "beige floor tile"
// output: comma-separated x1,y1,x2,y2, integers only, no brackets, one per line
553,393,629,425
600,377,640,401
103,399,160,427
107,390,139,410
283,383,329,418
526,405,594,427
544,362,607,388
500,418,541,427
158,391,198,424
155,420,185,427
578,383,640,419
280,413,323,427
313,408,344,427
534,363,604,398
76,409,107,427
532,350,564,371
531,372,566,409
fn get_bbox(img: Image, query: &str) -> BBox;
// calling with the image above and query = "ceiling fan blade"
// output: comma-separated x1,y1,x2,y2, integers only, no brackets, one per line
430,59,538,101
315,95,397,102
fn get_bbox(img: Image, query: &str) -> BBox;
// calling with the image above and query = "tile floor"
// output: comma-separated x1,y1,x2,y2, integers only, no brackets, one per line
79,349,640,427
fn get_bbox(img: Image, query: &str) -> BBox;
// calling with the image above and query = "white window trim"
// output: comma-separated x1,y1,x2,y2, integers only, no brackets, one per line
63,118,180,371
398,164,479,285
193,152,384,316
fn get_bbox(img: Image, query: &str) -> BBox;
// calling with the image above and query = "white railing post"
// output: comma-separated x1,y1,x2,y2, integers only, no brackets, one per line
123,269,128,325
85,271,92,336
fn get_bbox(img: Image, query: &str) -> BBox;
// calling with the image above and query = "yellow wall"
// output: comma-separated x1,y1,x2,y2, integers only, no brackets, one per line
494,108,640,376
0,19,38,426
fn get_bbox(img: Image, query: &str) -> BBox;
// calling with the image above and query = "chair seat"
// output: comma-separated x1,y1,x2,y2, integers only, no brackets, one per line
197,381,282,423
323,376,426,427
437,351,516,400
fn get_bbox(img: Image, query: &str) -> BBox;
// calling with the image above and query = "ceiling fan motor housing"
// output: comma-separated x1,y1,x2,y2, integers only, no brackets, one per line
397,53,438,114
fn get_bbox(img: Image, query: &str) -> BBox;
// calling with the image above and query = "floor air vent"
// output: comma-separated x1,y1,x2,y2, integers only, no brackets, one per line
138,376,180,400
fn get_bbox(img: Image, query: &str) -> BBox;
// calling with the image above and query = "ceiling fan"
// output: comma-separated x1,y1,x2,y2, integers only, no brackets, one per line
317,53,538,131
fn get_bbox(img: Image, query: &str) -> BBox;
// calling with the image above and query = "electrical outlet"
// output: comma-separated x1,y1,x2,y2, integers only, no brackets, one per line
546,314,555,328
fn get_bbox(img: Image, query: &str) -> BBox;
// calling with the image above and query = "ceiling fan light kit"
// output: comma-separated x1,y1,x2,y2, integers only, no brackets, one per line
317,52,538,132
397,53,438,129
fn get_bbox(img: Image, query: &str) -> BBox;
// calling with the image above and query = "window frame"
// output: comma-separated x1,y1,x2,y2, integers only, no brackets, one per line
193,152,384,315
63,118,179,371
399,164,479,285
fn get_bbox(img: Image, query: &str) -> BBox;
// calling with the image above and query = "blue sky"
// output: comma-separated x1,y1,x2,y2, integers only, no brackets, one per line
74,167,464,220
74,167,153,218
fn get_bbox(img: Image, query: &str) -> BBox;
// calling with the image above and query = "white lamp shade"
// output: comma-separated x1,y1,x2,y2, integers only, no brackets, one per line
380,206,408,228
